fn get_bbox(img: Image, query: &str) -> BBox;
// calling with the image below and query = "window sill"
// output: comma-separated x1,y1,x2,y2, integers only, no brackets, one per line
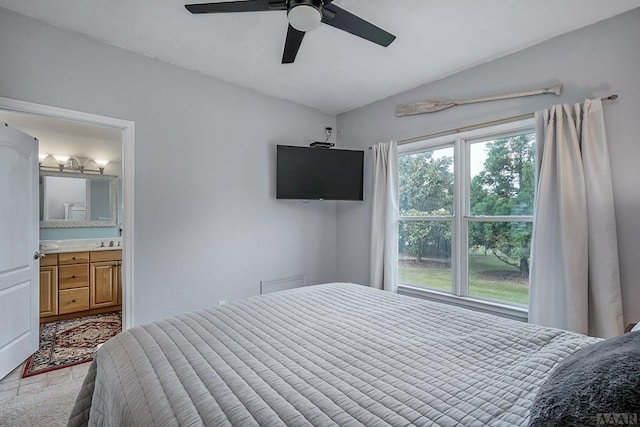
397,284,529,322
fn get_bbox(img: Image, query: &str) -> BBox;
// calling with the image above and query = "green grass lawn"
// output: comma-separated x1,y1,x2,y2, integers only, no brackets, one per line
399,252,529,305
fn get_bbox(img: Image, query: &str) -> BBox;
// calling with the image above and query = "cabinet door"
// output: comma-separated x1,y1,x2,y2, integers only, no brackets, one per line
116,263,122,306
39,266,58,317
90,262,118,309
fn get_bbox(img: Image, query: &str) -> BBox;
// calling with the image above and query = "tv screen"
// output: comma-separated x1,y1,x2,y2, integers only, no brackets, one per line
277,145,364,200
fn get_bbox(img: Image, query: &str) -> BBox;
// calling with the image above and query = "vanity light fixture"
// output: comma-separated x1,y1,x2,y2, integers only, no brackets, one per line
93,159,110,175
40,154,110,174
52,155,70,172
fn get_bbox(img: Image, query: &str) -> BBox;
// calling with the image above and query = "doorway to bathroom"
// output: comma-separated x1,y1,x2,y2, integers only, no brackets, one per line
0,96,134,385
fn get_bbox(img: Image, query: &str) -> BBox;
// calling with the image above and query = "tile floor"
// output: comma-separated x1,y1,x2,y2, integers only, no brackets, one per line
0,361,89,402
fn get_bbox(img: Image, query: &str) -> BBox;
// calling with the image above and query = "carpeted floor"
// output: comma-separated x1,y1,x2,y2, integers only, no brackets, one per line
0,376,84,427
22,312,121,378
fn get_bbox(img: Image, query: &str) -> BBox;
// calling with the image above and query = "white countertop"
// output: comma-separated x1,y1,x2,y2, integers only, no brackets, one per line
41,246,121,254
40,238,122,254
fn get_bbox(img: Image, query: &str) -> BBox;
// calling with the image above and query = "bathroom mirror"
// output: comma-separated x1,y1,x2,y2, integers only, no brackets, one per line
40,170,118,228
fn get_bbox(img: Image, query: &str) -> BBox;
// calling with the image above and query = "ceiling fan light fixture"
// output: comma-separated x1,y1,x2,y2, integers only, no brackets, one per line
287,0,322,32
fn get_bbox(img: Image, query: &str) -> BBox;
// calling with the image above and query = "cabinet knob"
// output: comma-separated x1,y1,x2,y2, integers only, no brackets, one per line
72,299,76,303
72,275,76,279
72,257,76,260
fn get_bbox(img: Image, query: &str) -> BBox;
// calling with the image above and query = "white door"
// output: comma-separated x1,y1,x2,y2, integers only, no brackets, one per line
0,123,39,380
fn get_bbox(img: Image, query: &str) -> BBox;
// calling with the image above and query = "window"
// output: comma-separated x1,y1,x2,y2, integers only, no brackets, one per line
398,119,535,309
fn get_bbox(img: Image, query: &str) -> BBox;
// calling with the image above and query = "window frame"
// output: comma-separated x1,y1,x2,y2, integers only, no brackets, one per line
397,118,535,320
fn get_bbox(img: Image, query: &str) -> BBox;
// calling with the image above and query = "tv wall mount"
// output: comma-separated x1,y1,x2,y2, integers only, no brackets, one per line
310,127,335,149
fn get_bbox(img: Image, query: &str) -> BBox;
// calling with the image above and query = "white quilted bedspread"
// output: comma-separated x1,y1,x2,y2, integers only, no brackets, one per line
68,283,599,426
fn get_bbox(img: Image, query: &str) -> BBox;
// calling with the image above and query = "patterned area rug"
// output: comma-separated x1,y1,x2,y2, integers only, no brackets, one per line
22,312,121,378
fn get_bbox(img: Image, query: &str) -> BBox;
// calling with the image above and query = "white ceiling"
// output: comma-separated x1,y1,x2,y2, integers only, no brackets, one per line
1,0,639,115
0,110,122,162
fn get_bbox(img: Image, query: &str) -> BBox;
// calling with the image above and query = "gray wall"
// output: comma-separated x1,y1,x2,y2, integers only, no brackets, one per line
336,9,640,325
0,8,337,325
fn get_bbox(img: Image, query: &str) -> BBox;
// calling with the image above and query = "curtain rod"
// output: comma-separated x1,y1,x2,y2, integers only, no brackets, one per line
368,94,618,149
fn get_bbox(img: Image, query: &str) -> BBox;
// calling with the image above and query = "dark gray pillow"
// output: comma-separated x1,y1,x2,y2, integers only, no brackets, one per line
528,331,640,427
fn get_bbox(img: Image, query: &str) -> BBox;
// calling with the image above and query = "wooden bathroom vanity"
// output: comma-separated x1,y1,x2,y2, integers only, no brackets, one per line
39,248,122,322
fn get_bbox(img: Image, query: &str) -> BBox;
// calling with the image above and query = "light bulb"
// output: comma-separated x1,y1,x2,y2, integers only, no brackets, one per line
53,154,70,165
288,3,321,32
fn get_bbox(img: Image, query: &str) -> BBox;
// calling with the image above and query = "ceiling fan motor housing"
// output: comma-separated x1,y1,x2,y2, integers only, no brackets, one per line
287,0,323,32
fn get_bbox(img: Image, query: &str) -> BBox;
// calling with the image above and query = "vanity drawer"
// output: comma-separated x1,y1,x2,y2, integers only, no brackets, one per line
59,288,89,314
90,250,122,263
40,253,58,267
58,252,89,265
59,265,89,289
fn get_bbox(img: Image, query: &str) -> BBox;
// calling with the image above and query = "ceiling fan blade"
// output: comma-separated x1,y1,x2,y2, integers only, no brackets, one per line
282,25,306,64
185,0,286,14
321,5,396,47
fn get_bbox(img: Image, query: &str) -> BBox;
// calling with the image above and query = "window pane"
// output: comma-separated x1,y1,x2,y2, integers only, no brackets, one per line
399,146,454,216
399,220,452,292
469,133,535,216
468,221,532,305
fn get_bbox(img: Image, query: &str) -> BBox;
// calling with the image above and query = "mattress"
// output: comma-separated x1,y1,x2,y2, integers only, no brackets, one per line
68,283,600,426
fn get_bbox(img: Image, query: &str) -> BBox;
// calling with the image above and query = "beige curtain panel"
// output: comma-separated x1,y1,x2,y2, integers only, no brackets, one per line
529,98,624,338
370,141,398,292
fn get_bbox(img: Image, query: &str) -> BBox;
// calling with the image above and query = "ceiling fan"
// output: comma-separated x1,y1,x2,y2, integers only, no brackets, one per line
184,0,396,64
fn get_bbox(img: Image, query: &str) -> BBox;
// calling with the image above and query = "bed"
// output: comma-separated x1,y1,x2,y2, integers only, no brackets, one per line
68,282,601,426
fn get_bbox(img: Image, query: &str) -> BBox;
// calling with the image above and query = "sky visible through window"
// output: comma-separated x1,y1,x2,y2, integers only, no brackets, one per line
429,143,489,177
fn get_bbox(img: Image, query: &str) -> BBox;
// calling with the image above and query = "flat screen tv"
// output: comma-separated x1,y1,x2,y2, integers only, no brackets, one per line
277,145,364,201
